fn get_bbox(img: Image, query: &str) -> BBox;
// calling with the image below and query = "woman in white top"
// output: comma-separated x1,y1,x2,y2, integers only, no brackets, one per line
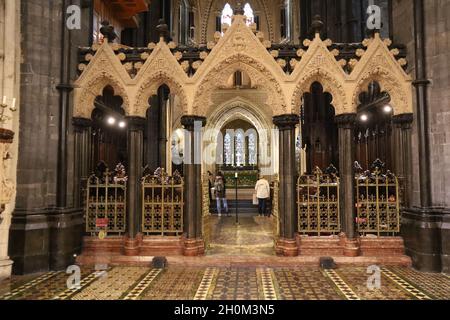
255,176,270,217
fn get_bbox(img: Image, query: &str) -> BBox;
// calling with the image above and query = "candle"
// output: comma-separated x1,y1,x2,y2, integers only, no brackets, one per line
2,96,6,105
235,172,238,179
11,98,16,110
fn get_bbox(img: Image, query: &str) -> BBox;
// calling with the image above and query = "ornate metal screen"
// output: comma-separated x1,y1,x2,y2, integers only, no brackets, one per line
142,169,184,236
355,161,400,236
85,171,127,235
297,166,340,235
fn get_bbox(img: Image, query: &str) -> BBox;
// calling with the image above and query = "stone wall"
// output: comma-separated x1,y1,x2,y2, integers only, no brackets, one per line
392,0,450,273
8,0,91,275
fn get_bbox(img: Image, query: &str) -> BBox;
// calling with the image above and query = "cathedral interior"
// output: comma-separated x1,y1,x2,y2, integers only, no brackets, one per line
0,0,449,303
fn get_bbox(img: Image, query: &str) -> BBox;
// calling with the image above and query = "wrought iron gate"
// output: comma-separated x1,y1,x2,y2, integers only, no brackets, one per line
85,171,127,235
297,167,340,235
141,169,184,236
355,162,400,236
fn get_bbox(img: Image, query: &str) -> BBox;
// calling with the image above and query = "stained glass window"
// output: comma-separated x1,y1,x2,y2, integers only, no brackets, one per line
243,3,254,26
221,3,254,31
235,130,245,166
221,3,233,30
248,132,257,165
224,132,233,165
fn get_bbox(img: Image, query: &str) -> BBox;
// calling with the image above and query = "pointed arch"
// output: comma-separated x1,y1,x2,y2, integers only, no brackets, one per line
192,53,287,116
74,73,130,119
291,68,348,115
353,65,412,116
133,71,189,117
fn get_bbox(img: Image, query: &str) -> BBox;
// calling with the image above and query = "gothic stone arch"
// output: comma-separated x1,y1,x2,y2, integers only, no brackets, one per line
192,53,287,117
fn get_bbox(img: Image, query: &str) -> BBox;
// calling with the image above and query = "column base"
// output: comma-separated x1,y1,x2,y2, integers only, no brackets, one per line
0,257,13,281
401,207,450,273
123,234,142,256
275,238,299,257
339,233,360,257
183,237,205,257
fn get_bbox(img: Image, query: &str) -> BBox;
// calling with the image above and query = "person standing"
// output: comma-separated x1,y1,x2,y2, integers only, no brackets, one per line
255,175,270,217
214,172,229,217
207,171,214,202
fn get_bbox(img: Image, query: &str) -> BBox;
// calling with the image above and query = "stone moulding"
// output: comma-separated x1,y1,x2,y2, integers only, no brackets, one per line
0,128,15,206
73,15,413,121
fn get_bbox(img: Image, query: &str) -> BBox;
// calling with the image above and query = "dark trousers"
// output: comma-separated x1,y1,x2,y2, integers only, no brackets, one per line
258,198,268,216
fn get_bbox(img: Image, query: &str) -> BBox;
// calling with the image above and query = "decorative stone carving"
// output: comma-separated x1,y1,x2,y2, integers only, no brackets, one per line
73,12,413,122
0,129,15,206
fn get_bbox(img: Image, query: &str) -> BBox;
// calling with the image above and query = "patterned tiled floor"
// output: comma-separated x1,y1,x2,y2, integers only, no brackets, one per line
0,266,448,300
208,215,275,256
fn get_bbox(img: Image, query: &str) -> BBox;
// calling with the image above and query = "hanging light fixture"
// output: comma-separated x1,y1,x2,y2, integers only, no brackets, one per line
360,114,369,122
107,116,116,125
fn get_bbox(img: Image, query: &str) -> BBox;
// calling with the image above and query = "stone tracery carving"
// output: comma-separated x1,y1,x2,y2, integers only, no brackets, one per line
0,142,15,205
73,15,413,121
192,53,287,116
133,71,189,117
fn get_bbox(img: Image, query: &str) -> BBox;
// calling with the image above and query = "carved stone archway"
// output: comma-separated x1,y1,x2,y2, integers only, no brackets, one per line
132,71,189,118
193,53,287,117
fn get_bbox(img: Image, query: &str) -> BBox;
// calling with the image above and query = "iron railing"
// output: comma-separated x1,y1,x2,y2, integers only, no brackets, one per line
141,169,184,236
85,171,127,235
355,161,400,236
297,166,340,235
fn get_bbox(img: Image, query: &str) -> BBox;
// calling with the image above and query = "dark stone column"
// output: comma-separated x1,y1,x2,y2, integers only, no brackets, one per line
393,114,413,207
335,114,359,257
73,117,92,208
181,115,206,256
400,0,445,273
124,117,145,255
273,114,299,257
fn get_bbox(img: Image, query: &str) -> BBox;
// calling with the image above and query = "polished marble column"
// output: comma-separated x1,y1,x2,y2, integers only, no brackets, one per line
393,114,413,207
273,114,299,257
181,115,206,256
335,113,359,256
124,117,146,255
73,117,92,209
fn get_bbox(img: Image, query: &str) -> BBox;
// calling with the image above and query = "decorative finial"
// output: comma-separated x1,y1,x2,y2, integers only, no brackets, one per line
100,21,117,42
234,2,245,15
311,15,324,35
156,19,169,40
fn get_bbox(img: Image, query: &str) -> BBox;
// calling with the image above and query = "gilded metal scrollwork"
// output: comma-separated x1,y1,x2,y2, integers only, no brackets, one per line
297,166,340,235
142,168,184,236
355,159,400,236
85,169,127,235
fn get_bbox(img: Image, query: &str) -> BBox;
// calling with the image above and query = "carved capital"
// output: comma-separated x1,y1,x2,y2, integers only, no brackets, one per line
273,114,299,130
393,113,413,129
335,113,357,129
125,116,146,131
72,117,92,131
181,115,207,131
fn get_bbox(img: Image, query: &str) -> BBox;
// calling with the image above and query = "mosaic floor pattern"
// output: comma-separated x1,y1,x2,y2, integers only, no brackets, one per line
208,215,275,256
0,266,448,300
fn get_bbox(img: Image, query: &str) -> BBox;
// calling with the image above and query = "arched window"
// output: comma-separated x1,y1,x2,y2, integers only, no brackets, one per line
235,130,245,166
281,0,292,40
224,132,233,165
221,3,233,29
248,131,258,165
221,3,254,33
243,3,254,26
